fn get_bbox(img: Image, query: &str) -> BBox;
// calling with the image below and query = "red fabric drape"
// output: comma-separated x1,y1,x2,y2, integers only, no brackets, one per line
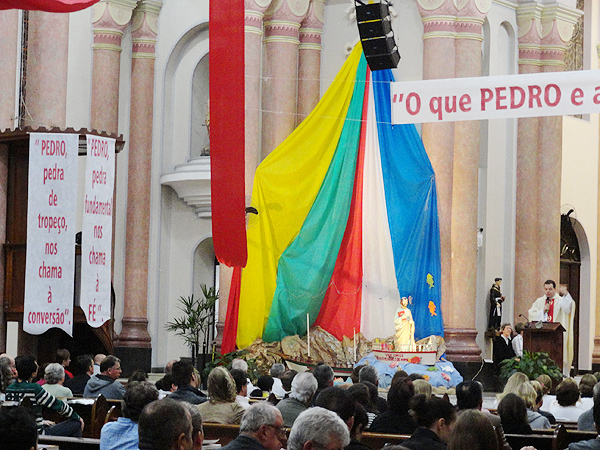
0,0,99,11
221,266,242,354
313,69,370,340
209,0,246,268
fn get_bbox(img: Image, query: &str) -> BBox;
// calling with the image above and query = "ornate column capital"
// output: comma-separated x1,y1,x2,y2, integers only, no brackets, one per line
131,0,162,59
418,0,490,41
264,0,310,44
92,0,137,52
299,0,324,50
517,1,581,68
245,0,272,36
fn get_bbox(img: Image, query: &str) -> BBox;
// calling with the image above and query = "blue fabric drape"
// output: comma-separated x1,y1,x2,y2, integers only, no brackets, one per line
372,69,444,340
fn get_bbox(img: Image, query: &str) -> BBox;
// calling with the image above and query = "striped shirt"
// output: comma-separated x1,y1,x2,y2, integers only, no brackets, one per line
6,380,80,431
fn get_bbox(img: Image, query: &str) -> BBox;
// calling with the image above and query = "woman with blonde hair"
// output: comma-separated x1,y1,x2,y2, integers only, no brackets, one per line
196,366,245,424
496,372,529,404
515,381,550,429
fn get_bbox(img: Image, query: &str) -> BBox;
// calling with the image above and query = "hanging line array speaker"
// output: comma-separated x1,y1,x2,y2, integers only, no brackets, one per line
355,0,401,71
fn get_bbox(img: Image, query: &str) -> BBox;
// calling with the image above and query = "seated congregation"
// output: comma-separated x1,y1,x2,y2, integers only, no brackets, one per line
3,351,600,450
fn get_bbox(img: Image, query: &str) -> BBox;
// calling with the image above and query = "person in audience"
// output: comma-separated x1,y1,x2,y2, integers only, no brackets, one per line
347,403,371,450
197,366,245,424
129,370,149,383
231,358,255,394
36,362,50,385
413,379,432,398
359,365,387,413
250,375,275,398
6,356,84,436
530,380,556,424
84,355,125,400
56,349,73,379
578,382,600,431
169,360,207,405
184,403,205,450
312,363,334,404
230,368,250,409
64,354,94,396
276,371,318,426
347,383,378,428
0,353,17,393
536,374,553,406
550,378,585,421
270,363,287,397
138,398,194,450
448,409,499,450
498,393,532,434
155,360,178,391
221,402,287,450
158,374,176,396
409,374,425,382
100,381,159,450
287,407,350,450
569,387,600,450
42,363,73,399
496,371,529,404
370,377,417,435
93,354,106,375
514,381,551,428
281,369,298,398
454,380,510,450
314,386,355,431
580,374,597,398
351,365,365,384
401,396,456,450
0,405,38,450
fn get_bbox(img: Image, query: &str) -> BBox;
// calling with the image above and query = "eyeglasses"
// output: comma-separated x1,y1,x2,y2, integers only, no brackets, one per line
265,424,288,439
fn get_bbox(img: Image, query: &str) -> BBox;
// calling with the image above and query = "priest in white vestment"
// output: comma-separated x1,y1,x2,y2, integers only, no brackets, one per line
528,280,575,376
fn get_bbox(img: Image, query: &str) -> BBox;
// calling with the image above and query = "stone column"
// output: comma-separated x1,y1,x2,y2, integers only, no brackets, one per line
417,0,458,355
0,10,19,352
22,11,69,129
91,0,137,134
447,0,490,360
514,4,578,319
261,0,309,157
114,0,161,374
297,0,324,124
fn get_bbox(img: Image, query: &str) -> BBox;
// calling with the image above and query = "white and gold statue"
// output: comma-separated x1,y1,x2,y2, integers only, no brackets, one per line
394,296,415,351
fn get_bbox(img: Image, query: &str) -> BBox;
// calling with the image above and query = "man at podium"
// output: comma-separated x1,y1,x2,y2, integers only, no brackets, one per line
528,280,575,376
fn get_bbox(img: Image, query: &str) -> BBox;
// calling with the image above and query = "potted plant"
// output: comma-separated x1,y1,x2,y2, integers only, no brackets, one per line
499,351,563,382
165,285,218,376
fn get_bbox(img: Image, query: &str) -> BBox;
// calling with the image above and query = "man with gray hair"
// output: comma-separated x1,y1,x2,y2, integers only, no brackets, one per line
221,402,287,450
358,365,387,413
270,363,287,397
288,407,350,450
276,372,318,426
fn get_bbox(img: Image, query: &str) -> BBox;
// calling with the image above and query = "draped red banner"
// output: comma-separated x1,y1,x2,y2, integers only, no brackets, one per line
0,0,99,11
209,0,246,268
221,266,242,354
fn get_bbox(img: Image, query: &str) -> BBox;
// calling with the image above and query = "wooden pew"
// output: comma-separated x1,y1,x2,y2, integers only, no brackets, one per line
361,432,410,450
505,424,567,450
38,435,100,450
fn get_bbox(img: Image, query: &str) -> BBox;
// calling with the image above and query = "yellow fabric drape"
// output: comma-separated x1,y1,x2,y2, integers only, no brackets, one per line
236,45,363,348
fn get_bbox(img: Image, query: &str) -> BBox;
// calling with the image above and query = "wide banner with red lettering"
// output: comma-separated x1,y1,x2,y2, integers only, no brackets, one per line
81,135,115,327
391,70,600,124
24,133,78,336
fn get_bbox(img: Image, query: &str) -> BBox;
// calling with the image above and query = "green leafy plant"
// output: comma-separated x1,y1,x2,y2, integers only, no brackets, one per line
499,351,563,382
165,285,218,369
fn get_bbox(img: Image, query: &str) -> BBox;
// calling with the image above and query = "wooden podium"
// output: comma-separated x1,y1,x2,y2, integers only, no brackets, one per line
522,322,565,371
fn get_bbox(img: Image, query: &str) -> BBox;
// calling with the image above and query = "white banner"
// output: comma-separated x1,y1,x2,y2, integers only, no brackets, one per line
24,133,78,336
80,135,115,327
391,70,600,124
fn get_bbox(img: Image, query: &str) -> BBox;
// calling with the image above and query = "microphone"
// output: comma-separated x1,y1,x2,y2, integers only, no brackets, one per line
518,314,531,328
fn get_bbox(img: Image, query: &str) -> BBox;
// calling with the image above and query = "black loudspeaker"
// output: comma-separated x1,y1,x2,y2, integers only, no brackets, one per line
355,0,400,71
